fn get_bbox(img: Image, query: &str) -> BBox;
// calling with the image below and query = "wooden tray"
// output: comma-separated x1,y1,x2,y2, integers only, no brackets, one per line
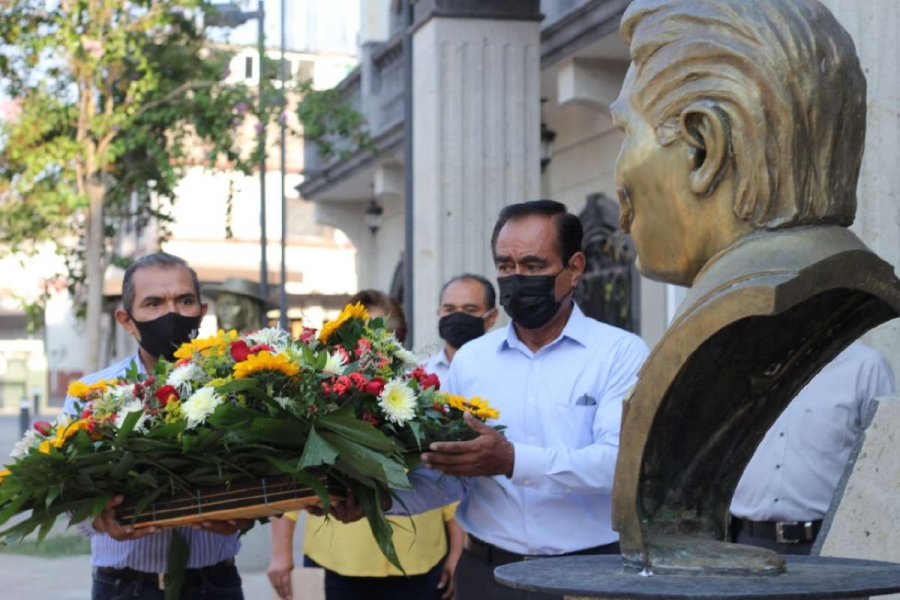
117,474,341,529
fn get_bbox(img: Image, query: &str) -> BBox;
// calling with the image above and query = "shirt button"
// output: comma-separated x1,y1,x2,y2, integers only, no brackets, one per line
774,498,780,503
775,464,781,469
779,432,785,437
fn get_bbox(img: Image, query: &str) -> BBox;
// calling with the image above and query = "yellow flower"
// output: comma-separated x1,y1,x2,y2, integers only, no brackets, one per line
0,468,10,484
318,303,370,343
174,330,239,359
67,379,117,399
233,351,300,379
52,419,90,448
439,394,500,420
39,440,52,454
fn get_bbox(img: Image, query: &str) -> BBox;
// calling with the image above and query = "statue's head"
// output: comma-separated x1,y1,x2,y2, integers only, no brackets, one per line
612,0,866,286
215,291,262,332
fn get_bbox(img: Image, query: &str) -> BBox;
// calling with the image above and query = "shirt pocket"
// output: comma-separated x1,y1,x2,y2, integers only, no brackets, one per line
547,401,598,449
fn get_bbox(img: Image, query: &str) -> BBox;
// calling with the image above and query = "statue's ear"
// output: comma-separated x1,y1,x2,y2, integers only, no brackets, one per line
678,103,730,196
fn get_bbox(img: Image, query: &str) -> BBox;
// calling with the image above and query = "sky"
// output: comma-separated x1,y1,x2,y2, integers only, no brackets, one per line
210,0,360,56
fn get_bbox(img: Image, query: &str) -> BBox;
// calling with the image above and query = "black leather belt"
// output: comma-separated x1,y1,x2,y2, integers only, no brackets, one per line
95,558,235,591
464,534,619,566
732,517,822,544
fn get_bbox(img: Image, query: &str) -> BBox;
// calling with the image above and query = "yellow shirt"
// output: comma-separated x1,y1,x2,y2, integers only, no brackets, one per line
285,503,458,577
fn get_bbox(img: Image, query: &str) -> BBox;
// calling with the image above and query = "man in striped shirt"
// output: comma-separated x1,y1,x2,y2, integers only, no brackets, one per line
64,252,248,599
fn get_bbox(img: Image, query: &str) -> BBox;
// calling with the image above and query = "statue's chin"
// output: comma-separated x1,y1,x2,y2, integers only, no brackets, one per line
634,257,694,287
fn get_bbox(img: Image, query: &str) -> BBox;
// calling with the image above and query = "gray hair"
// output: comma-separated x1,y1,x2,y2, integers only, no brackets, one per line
440,274,497,310
122,252,201,313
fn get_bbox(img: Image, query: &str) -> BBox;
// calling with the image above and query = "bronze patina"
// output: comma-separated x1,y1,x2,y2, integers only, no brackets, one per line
204,276,271,332
609,0,900,575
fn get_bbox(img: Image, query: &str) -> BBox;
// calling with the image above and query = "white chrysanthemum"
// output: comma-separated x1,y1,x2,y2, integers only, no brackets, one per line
248,327,290,351
166,363,203,396
10,429,40,459
108,384,135,408
323,351,347,375
182,387,223,429
393,347,419,367
377,378,417,425
114,399,150,433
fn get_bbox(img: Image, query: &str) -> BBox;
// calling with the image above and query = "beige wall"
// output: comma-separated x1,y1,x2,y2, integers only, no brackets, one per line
818,0,900,377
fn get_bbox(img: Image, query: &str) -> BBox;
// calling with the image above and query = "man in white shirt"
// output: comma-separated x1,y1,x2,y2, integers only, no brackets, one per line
731,342,897,554
393,200,649,600
421,274,498,384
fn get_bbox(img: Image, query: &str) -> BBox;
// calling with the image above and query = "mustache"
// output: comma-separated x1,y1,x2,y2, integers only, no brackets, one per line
616,186,634,233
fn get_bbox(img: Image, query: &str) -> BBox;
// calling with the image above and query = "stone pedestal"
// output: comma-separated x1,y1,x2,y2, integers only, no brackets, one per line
495,555,900,600
411,1,542,348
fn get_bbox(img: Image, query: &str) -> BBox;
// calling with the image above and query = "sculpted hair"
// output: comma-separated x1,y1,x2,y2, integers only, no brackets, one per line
621,0,866,228
122,252,201,313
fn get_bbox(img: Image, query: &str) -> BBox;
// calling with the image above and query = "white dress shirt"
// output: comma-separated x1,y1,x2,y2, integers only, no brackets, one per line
395,304,648,555
421,347,451,386
731,342,897,522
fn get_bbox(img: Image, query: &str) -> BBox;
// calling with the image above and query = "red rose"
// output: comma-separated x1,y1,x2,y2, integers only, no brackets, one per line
361,411,380,426
154,385,179,407
364,378,385,396
420,373,441,391
300,327,317,342
81,407,92,419
33,420,53,436
250,343,274,354
230,340,251,362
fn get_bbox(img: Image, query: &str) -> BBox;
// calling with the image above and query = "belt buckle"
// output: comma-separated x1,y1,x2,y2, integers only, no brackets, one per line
775,521,799,544
158,573,165,591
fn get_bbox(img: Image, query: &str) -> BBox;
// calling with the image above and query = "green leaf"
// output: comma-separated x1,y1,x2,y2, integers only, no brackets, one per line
318,412,395,453
164,530,190,600
114,410,142,444
298,427,339,469
318,432,410,490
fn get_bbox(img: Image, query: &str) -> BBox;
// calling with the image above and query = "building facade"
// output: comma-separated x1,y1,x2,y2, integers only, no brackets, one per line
297,0,900,376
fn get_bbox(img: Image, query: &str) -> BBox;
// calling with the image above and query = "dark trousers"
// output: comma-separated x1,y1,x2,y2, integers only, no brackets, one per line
308,557,445,600
733,530,814,555
92,563,243,600
454,541,620,600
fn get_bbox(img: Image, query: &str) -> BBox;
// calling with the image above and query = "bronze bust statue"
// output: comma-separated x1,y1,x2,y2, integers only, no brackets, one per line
609,0,900,575
204,277,271,332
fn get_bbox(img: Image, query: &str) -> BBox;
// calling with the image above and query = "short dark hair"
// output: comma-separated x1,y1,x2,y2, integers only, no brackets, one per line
349,289,408,344
122,252,201,313
439,274,496,310
491,199,583,266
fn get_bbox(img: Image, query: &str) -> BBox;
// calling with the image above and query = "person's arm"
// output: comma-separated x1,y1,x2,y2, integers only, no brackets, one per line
857,349,898,424
509,336,648,493
386,468,469,516
268,514,298,600
439,506,465,600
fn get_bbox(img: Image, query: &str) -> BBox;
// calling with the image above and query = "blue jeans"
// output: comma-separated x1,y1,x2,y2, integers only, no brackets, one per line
91,564,243,600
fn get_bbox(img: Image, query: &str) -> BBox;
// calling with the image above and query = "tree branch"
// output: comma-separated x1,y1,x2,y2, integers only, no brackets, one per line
133,79,218,116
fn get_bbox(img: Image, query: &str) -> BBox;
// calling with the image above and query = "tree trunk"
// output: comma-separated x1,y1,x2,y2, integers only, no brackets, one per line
84,176,106,374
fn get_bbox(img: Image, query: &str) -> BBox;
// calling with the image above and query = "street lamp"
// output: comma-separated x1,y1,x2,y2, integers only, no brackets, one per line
365,200,384,236
209,2,269,327
540,98,556,171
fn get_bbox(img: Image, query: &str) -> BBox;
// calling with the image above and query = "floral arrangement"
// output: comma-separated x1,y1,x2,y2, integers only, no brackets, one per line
0,303,500,578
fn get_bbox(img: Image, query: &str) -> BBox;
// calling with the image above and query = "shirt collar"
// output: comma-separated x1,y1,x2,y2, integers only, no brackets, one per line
435,348,451,367
498,301,591,353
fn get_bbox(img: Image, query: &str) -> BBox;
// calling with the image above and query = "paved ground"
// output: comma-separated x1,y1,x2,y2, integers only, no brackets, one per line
0,416,324,600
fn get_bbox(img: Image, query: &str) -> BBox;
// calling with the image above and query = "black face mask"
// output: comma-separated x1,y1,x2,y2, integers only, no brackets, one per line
129,311,202,361
439,311,487,349
498,270,569,330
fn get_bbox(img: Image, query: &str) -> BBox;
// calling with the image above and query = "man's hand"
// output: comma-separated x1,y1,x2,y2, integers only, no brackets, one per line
92,496,160,541
422,412,514,477
304,491,392,523
192,519,252,536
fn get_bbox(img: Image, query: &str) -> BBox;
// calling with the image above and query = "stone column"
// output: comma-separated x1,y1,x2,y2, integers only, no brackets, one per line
411,0,542,348
819,0,900,375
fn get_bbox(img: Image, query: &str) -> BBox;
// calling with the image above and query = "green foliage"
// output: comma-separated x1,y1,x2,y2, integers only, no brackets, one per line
295,78,377,161
0,0,281,310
